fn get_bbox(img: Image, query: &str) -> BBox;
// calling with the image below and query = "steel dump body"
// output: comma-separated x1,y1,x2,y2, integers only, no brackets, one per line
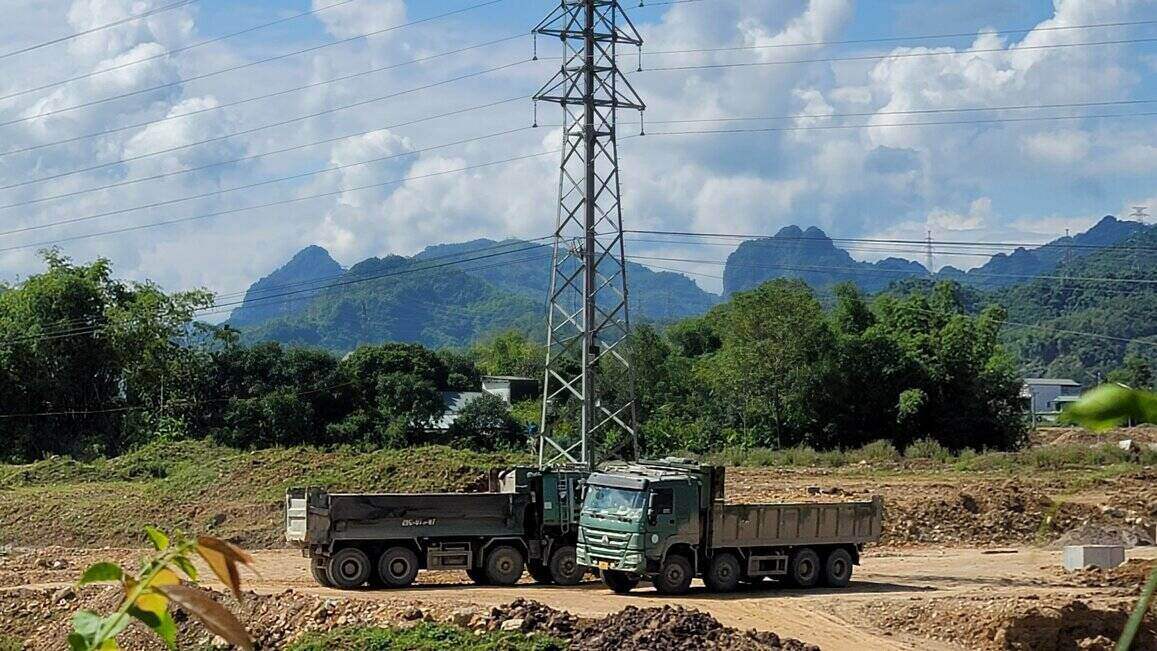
286,467,588,590
291,491,531,544
712,500,883,548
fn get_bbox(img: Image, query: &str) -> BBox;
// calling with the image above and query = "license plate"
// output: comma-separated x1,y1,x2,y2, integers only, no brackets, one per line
597,561,610,571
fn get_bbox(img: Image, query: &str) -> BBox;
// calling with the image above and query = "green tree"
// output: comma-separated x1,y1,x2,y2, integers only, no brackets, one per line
331,343,448,447
446,393,525,450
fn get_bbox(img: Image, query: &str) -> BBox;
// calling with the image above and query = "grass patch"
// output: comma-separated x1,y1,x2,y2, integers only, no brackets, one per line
286,622,565,651
0,634,23,651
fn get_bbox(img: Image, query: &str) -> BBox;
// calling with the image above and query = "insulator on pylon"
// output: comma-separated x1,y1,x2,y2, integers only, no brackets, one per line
532,32,538,61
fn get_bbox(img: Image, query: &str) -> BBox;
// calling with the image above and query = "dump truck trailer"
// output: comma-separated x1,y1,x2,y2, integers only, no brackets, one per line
287,467,586,589
576,458,884,595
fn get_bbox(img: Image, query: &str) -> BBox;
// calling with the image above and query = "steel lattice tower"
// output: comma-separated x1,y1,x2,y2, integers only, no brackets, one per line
534,0,645,468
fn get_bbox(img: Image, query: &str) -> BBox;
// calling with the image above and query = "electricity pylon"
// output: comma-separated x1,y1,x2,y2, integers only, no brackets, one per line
534,0,645,469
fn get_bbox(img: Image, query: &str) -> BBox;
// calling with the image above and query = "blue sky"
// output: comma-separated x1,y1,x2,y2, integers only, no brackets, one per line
0,0,1153,297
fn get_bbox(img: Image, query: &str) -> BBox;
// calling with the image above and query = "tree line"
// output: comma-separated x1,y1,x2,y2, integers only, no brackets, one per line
0,252,1086,463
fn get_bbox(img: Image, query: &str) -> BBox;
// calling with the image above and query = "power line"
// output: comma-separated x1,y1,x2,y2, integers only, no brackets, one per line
0,126,535,238
643,110,1157,137
0,0,203,61
0,96,525,212
637,19,1157,57
0,34,528,159
0,149,559,255
636,258,1157,347
628,253,1157,285
0,0,506,108
635,37,1157,73
0,60,531,192
644,98,1157,126
0,239,556,347
628,229,1157,253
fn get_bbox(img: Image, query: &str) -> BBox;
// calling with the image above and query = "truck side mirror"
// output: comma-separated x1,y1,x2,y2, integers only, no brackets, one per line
647,493,656,510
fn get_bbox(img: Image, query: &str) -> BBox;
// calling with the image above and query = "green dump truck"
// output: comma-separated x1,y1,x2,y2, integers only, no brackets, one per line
287,467,587,589
576,458,884,595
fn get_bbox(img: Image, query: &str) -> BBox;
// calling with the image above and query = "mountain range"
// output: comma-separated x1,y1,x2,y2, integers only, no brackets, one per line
228,216,1153,367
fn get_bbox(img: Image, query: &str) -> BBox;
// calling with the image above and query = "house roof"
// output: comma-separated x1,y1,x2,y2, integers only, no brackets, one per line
1023,378,1081,387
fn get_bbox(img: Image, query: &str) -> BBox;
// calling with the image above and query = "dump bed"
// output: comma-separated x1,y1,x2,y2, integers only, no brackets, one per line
287,488,531,545
710,496,884,548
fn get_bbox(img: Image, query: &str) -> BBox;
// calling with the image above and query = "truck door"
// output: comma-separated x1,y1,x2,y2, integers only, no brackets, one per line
645,487,678,560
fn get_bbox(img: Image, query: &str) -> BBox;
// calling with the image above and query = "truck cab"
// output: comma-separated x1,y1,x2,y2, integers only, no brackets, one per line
577,458,883,595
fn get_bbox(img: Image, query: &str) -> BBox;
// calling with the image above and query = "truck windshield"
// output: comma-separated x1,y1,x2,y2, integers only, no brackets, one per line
583,485,646,520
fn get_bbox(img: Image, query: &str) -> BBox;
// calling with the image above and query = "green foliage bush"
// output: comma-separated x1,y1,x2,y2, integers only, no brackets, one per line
904,438,952,461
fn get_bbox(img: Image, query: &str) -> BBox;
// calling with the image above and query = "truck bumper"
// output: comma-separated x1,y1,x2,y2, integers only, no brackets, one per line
576,542,645,574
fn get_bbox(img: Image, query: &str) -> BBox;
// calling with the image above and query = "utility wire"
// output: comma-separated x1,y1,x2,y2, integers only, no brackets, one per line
641,110,1157,136
629,254,1157,285
638,258,1156,347
637,19,1157,57
635,37,1157,72
0,240,555,346
628,229,1157,253
0,0,505,107
0,60,531,192
0,126,535,237
0,34,528,159
0,96,526,211
0,149,559,255
0,0,203,61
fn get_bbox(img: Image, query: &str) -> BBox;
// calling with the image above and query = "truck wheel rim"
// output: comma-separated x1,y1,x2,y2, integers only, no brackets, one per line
832,558,847,578
389,558,411,578
800,559,815,579
340,559,362,580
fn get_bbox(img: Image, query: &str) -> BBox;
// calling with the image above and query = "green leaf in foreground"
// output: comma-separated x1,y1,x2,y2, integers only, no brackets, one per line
144,526,169,551
78,563,123,586
1063,385,1157,432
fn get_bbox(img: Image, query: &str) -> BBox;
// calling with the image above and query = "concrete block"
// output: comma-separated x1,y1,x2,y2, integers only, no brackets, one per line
1063,545,1125,571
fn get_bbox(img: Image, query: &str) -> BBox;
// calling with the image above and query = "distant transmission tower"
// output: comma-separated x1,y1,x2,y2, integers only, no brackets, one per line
925,230,934,275
1131,206,1149,226
534,0,645,468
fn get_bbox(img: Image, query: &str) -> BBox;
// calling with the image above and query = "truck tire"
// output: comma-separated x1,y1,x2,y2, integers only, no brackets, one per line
823,548,854,588
527,560,554,584
466,568,490,585
704,552,741,593
310,560,335,588
602,570,639,594
485,545,525,586
377,546,420,588
549,545,585,586
786,547,821,589
653,554,694,595
327,547,372,589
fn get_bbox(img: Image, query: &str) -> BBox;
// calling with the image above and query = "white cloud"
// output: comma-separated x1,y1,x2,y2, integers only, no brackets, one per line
312,0,406,40
1020,130,1091,164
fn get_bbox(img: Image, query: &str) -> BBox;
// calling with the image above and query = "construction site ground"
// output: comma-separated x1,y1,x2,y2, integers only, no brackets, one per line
2,431,1156,649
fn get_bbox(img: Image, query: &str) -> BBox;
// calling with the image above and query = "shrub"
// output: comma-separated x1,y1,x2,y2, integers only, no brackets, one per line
853,440,901,463
904,437,951,461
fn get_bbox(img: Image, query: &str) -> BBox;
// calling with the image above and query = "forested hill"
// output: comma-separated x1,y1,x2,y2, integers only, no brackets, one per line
723,216,1145,295
995,226,1157,383
229,239,720,351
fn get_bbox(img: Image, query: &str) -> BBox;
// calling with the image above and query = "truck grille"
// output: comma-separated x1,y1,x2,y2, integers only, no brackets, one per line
580,527,635,560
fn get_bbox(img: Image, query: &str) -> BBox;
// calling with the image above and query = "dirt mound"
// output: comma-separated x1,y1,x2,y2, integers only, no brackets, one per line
1066,559,1157,592
1053,522,1155,548
2,590,819,651
476,599,816,651
571,604,817,651
885,479,1057,545
861,595,1156,651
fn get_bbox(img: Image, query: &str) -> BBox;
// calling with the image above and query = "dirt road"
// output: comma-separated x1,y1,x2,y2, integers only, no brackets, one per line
209,546,1157,650
4,545,1153,649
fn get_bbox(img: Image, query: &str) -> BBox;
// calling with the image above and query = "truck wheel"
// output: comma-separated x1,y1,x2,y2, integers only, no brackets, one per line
485,545,525,586
704,552,741,593
377,546,420,588
549,545,585,586
310,560,335,588
527,560,554,584
654,555,694,595
327,547,372,589
823,548,854,588
786,548,821,589
466,568,490,585
602,570,639,594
